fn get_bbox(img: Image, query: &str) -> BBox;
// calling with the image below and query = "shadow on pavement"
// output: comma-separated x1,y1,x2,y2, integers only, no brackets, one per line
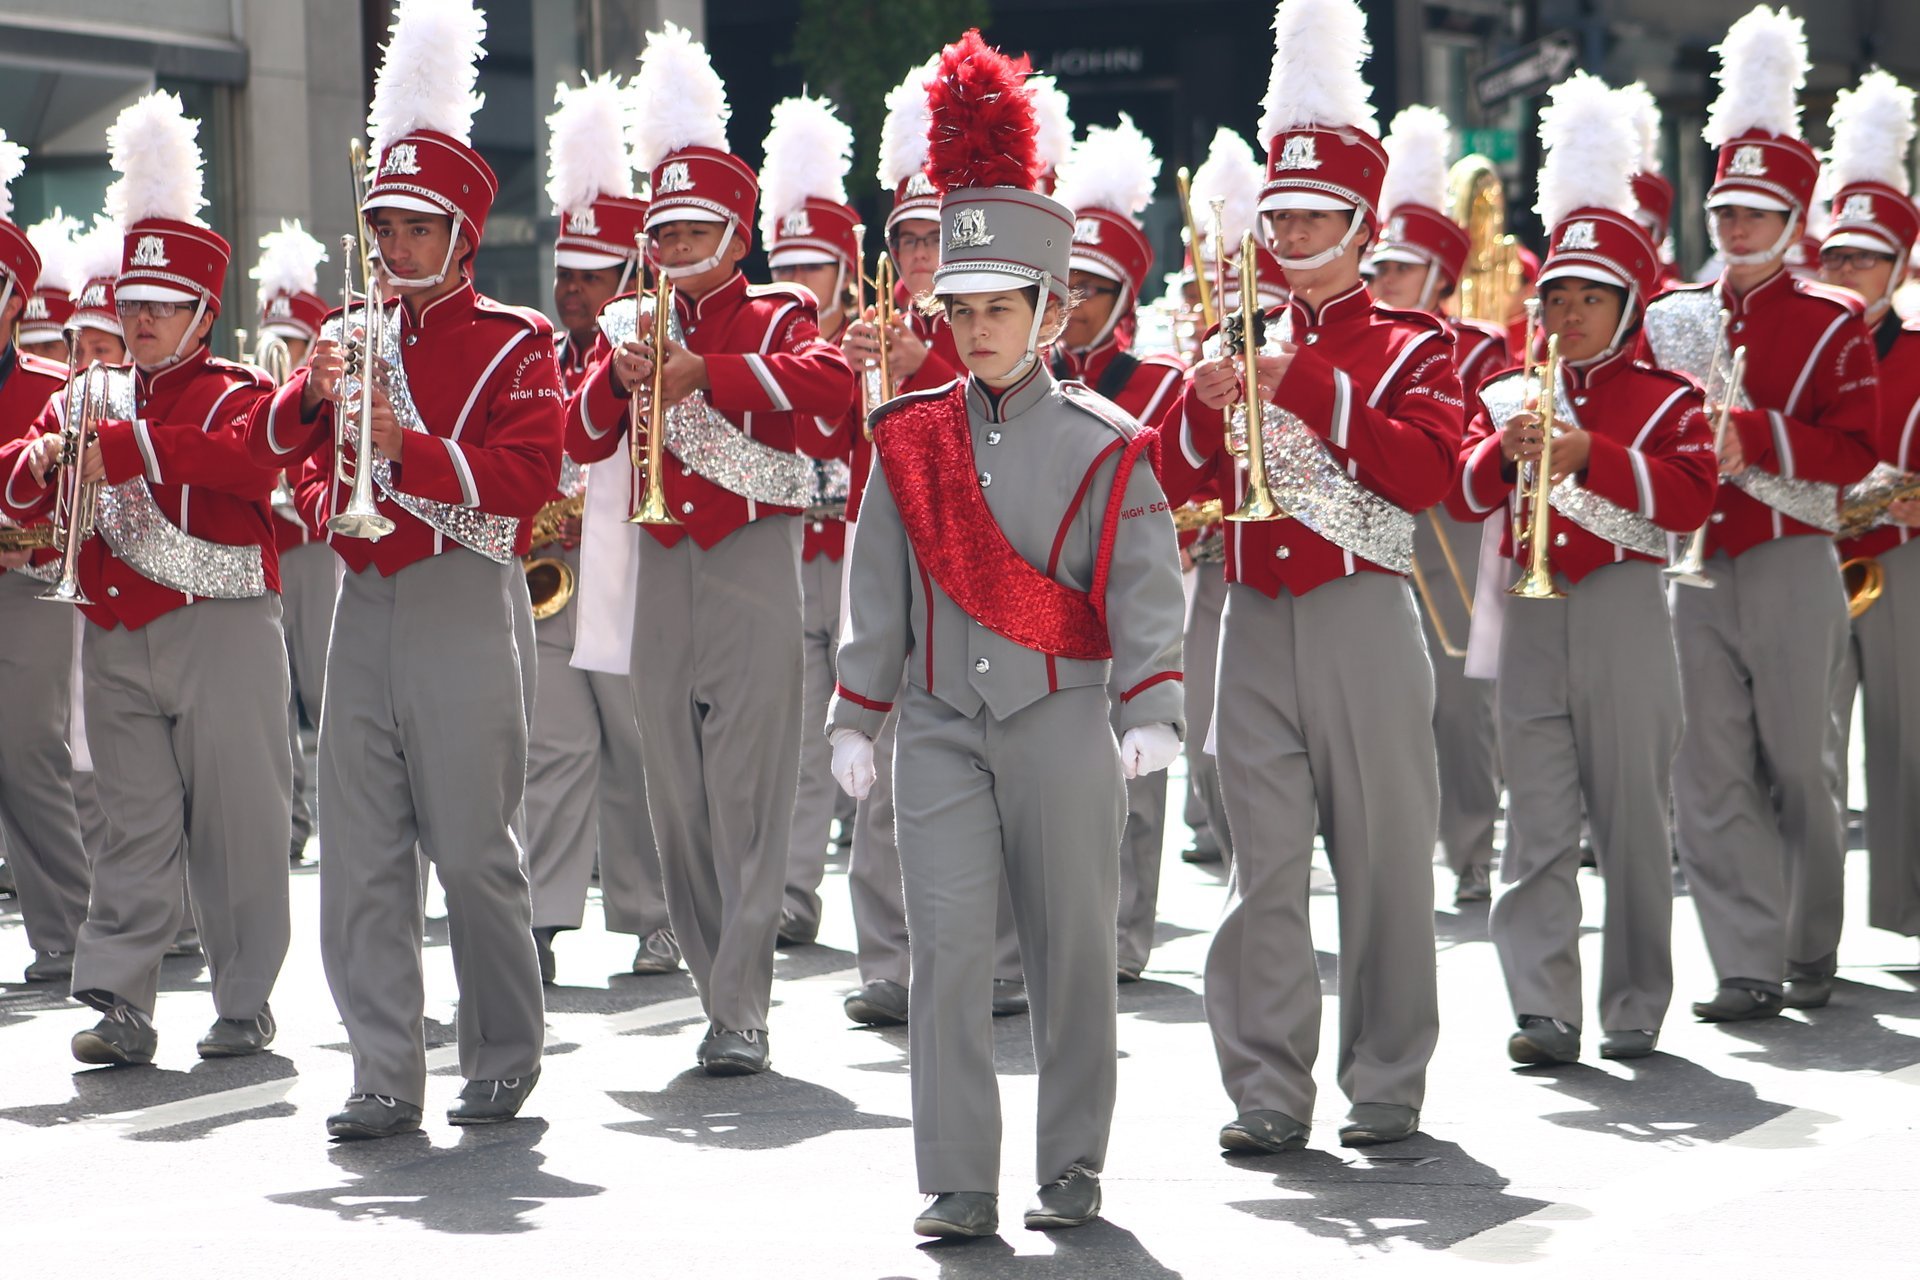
607,1069,911,1149
1710,979,1920,1074
270,1117,600,1234
891,1219,1183,1277
1522,1053,1800,1146
0,1050,297,1127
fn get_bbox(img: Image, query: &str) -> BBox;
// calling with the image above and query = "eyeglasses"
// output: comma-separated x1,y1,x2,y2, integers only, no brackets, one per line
891,232,941,255
1819,249,1893,272
115,300,185,320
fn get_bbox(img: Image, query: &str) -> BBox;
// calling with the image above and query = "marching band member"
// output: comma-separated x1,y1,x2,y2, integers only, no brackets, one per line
0,132,90,986
1369,105,1511,906
1162,0,1463,1153
249,221,331,865
1643,6,1879,1022
248,0,559,1135
1453,74,1717,1064
3,93,291,1065
828,32,1185,1235
756,92,860,951
1621,83,1686,291
527,73,675,984
19,212,79,360
566,24,855,1075
1052,115,1188,981
1819,71,1920,954
67,216,128,366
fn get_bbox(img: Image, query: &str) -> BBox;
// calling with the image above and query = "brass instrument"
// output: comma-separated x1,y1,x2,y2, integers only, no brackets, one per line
523,491,585,621
1666,337,1747,589
1841,556,1883,619
1512,299,1541,553
0,521,55,552
1448,155,1522,326
1410,509,1476,658
1209,198,1229,324
861,254,897,440
1509,333,1565,601
629,266,680,525
1224,231,1285,523
1175,166,1218,331
329,140,397,540
39,352,111,605
1172,498,1223,533
1837,466,1920,541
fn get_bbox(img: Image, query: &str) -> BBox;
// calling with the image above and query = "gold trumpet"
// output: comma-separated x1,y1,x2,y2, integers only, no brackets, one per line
39,352,111,605
1175,166,1217,332
523,492,585,620
1841,555,1883,619
861,254,897,440
1224,231,1285,523
629,265,680,526
1509,333,1565,601
1666,341,1748,589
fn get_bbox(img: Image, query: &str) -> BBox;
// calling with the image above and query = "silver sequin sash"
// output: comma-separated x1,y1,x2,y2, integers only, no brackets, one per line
1642,290,1840,533
805,457,851,521
320,305,522,565
1478,371,1670,560
1210,316,1415,573
557,455,587,500
83,367,266,599
599,301,815,509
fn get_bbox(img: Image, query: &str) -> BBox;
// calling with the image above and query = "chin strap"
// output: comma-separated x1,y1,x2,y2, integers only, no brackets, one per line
1414,261,1441,314
1711,206,1802,268
1076,279,1132,354
662,220,738,281
1272,209,1370,272
379,213,467,291
142,294,209,371
997,276,1055,382
0,276,15,337
1866,250,1908,325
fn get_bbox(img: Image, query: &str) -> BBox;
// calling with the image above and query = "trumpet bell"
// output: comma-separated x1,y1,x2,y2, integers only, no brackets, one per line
1507,560,1566,600
1225,488,1283,522
1841,556,1883,620
524,555,575,621
328,507,396,538
627,483,681,526
1662,566,1715,590
37,575,93,606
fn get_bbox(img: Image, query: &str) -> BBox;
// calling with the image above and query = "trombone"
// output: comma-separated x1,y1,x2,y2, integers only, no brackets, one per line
1409,511,1476,658
1175,166,1217,332
1665,338,1747,589
629,265,680,526
1509,333,1565,601
1224,231,1284,523
328,139,395,540
39,342,110,605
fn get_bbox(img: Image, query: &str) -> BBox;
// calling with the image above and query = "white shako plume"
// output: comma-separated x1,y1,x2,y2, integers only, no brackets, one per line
1620,82,1663,175
366,0,488,159
1535,71,1637,230
26,212,81,296
631,21,729,169
0,129,27,222
1378,105,1452,216
1028,74,1076,183
877,55,939,193
1054,113,1160,220
1704,5,1808,146
1258,0,1378,148
758,92,854,245
251,220,329,312
1189,127,1262,257
545,72,637,216
72,215,124,292
1827,69,1917,195
104,91,208,227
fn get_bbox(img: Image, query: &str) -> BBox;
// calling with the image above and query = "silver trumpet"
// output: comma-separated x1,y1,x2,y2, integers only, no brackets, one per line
1665,335,1746,589
39,349,110,605
328,142,396,540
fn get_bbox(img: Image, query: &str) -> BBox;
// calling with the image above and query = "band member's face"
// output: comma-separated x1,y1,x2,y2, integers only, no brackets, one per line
20,338,66,362
1370,259,1435,311
889,219,940,298
1540,278,1626,363
1062,269,1122,349
1263,209,1352,261
370,209,467,281
0,287,21,334
74,328,126,365
553,264,624,337
1711,205,1794,262
649,220,744,294
1179,279,1200,309
948,289,1057,383
771,262,847,333
1820,247,1897,312
118,300,214,368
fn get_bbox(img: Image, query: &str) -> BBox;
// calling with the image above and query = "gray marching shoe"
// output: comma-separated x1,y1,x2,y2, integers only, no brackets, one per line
1219,1109,1310,1154
845,979,909,1027
776,909,816,948
1693,985,1784,1022
196,1004,276,1058
913,1191,999,1239
327,1093,424,1140
1454,864,1493,904
698,1026,771,1076
1599,1029,1659,1060
25,950,73,983
1025,1164,1101,1230
165,927,202,958
533,926,559,985
448,1070,539,1125
72,1002,157,1066
1340,1103,1420,1147
630,927,681,976
1508,1016,1580,1066
1783,965,1833,1009
991,979,1029,1017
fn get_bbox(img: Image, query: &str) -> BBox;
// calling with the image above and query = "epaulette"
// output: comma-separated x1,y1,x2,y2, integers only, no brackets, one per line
1627,360,1703,394
1793,278,1867,318
15,352,69,381
1372,305,1453,340
1059,381,1139,440
1652,279,1714,300
866,379,958,437
205,356,273,390
1134,351,1191,375
475,296,553,332
746,281,819,311
1452,316,1510,349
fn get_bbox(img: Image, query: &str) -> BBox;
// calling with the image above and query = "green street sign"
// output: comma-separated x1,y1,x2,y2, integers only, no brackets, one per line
1461,128,1519,165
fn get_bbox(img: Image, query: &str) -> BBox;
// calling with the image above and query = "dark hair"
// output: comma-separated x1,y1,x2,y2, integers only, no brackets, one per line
1539,278,1629,310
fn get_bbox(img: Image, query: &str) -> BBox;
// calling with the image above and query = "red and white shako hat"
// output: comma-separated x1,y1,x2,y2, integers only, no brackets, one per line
1619,83,1676,243
546,72,648,278
250,220,330,341
1371,106,1469,296
1055,114,1162,312
1532,74,1661,313
69,216,123,336
1029,76,1075,198
0,129,39,318
760,93,860,289
1822,69,1920,290
879,55,942,233
362,0,497,281
105,91,230,321
1189,126,1287,311
1703,6,1819,263
1256,0,1386,267
632,22,756,266
21,212,80,344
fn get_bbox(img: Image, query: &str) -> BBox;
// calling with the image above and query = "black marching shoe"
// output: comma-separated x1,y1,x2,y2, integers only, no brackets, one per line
327,1093,424,1140
698,1026,771,1076
1454,864,1493,904
1783,964,1833,1010
1025,1164,1101,1230
1599,1029,1659,1060
1340,1103,1420,1147
448,1070,539,1125
25,950,73,983
1218,1109,1310,1154
71,1002,157,1066
1692,985,1784,1022
196,1003,277,1058
1507,1015,1580,1066
844,979,909,1027
990,979,1029,1017
776,909,816,948
914,1192,998,1239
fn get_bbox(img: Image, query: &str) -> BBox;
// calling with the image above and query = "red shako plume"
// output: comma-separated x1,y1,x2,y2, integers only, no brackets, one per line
925,29,1038,195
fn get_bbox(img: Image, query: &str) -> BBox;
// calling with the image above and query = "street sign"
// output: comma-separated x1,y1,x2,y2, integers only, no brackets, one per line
1460,128,1518,165
1474,32,1579,110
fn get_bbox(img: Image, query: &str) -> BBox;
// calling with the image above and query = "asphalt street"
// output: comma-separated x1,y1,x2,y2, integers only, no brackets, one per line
2,758,1917,1278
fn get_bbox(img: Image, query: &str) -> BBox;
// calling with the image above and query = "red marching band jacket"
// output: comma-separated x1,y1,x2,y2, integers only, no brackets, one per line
566,274,855,548
1450,343,1719,581
2,348,280,629
1158,281,1466,596
247,283,564,576
1838,317,1920,562
1449,315,1513,405
1649,272,1879,557
0,347,70,579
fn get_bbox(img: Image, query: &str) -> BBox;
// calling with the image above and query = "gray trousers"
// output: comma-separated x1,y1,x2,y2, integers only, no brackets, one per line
1206,575,1440,1119
1846,538,1920,937
1417,510,1500,875
76,595,291,1019
0,572,91,954
633,518,802,1032
895,683,1123,1191
526,546,667,935
281,541,334,854
783,550,844,935
1673,537,1849,991
1116,761,1168,974
320,550,545,1104
1491,562,1680,1032
1182,563,1232,861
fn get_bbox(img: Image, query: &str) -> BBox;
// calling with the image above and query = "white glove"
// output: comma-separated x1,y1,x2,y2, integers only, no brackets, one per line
830,728,877,800
1119,723,1181,779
